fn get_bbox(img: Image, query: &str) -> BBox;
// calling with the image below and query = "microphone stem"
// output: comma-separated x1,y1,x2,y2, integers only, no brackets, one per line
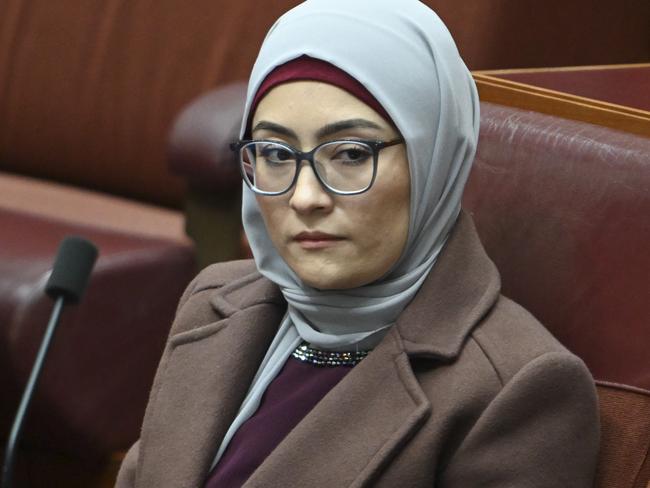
2,295,66,488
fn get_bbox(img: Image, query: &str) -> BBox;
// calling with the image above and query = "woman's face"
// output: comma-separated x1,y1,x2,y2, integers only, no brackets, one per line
252,81,410,290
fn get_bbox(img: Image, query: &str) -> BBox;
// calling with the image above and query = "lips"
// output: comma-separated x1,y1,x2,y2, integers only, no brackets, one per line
293,231,345,249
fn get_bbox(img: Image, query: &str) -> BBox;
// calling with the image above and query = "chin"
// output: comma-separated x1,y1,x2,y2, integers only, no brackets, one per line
295,267,372,291
298,272,342,290
304,278,349,290
285,252,384,290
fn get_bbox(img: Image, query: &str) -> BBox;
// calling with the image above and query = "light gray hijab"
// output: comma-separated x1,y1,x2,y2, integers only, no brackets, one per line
211,0,479,469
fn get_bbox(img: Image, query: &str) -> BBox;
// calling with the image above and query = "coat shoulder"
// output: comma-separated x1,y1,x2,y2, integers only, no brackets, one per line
170,259,262,336
191,259,259,291
435,297,599,485
469,295,582,386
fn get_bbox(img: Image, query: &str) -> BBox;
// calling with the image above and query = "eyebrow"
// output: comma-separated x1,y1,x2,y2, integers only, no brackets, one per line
251,121,297,139
251,118,384,140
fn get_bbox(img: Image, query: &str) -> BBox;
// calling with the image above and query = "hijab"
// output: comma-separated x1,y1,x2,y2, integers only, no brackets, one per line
210,0,480,469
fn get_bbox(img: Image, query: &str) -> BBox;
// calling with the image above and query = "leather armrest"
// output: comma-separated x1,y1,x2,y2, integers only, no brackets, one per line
168,82,247,191
0,208,196,456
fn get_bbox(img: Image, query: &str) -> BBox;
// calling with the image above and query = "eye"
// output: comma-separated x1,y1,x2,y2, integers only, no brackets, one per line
330,144,372,165
260,145,294,164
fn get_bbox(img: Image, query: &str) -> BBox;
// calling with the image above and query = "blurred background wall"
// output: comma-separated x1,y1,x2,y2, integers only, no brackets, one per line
1,0,648,207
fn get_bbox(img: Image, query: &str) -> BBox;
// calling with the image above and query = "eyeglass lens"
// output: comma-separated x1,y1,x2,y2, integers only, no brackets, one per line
240,141,375,194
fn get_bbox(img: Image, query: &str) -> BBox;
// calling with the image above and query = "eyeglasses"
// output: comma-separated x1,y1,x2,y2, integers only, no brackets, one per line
230,138,404,196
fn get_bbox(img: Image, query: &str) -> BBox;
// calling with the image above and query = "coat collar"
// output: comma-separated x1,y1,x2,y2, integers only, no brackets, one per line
396,211,501,360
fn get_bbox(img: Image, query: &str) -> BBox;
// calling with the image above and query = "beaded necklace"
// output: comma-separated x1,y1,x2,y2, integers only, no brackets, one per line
291,342,370,367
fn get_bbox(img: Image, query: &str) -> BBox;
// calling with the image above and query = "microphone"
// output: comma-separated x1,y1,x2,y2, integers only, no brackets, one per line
1,236,98,488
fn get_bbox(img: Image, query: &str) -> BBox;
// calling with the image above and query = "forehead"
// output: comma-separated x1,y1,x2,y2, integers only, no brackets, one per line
251,81,392,134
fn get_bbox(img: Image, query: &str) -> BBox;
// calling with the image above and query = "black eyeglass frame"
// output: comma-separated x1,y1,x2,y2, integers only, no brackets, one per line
229,138,404,196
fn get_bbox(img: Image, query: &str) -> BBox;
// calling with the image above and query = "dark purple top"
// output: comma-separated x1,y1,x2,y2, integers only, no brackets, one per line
204,356,353,488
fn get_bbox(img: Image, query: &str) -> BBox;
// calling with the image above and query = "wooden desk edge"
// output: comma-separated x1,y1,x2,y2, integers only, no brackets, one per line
474,62,650,75
472,73,650,138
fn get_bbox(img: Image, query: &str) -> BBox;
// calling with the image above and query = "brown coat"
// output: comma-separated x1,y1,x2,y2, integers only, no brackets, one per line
115,213,599,487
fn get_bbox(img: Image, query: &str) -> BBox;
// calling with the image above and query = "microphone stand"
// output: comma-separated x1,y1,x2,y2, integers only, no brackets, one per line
1,296,66,488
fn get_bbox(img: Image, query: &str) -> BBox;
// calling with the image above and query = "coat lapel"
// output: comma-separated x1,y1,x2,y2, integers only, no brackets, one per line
137,276,285,488
244,326,431,488
396,211,501,359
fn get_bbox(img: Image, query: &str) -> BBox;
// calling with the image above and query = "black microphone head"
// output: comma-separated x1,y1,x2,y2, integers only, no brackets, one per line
45,236,99,303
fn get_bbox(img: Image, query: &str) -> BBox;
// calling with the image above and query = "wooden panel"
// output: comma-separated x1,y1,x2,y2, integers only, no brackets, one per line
477,64,650,112
473,68,650,137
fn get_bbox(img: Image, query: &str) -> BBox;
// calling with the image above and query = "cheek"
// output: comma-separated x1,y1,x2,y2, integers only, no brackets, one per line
351,174,410,273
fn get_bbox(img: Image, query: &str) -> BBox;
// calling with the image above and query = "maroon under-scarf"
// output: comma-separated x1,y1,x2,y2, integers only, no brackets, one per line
249,55,393,127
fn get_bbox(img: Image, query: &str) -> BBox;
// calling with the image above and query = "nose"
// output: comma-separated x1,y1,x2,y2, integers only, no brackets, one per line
289,161,334,214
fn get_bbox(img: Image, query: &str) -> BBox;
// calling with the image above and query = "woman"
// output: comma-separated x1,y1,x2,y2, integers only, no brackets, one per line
116,0,599,486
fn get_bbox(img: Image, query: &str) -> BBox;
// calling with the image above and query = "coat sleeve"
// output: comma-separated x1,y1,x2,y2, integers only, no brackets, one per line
439,351,600,487
114,440,140,487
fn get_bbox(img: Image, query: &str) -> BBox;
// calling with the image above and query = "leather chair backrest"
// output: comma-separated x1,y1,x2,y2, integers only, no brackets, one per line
463,102,650,392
